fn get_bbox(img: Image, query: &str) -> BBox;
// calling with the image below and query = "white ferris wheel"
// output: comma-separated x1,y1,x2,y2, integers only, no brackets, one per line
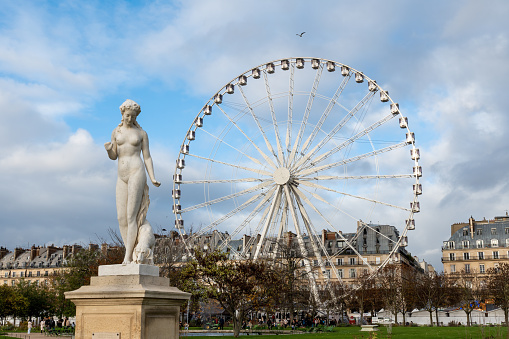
172,57,421,296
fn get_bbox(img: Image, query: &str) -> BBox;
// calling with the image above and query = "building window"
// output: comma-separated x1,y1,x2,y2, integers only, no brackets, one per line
20,272,24,278
37,271,40,277
477,229,483,236
313,260,318,266
376,257,381,264
448,241,455,249
462,240,469,249
325,270,331,279
492,239,499,247
12,272,16,278
491,228,497,235
465,264,470,273
493,251,499,259
506,239,509,247
478,252,484,260
337,258,343,266
450,264,456,273
463,229,468,236
480,264,485,274
463,253,470,260
476,240,484,248
450,253,456,261
338,269,343,278
337,241,344,248
505,228,509,234
11,281,15,286
349,258,356,265
349,269,356,278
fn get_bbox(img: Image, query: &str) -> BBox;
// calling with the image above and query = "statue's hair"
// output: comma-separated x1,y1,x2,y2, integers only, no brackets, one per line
118,99,142,129
119,99,141,115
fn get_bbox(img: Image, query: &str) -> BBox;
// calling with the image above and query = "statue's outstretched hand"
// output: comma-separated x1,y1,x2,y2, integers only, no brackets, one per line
152,179,161,187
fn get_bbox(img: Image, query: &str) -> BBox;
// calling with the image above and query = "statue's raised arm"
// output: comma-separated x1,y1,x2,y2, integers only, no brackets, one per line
104,99,158,265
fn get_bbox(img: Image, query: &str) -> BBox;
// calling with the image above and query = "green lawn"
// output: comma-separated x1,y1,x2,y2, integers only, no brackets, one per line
181,325,509,339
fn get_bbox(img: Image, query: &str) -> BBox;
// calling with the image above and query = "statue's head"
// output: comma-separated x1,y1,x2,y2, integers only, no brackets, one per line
119,99,141,116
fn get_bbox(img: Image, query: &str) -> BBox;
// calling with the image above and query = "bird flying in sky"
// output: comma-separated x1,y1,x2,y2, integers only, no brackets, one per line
296,32,305,37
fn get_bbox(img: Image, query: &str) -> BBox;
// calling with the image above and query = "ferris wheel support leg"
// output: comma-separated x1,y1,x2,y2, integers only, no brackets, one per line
283,185,320,304
253,187,282,260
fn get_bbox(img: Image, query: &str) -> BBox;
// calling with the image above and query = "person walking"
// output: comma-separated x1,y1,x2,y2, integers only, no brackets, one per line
27,319,32,333
40,319,45,333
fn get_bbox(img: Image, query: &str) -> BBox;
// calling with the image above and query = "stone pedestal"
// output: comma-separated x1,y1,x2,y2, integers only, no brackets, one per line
65,264,190,339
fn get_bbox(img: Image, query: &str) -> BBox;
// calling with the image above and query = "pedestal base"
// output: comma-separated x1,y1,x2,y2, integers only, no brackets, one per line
65,264,190,339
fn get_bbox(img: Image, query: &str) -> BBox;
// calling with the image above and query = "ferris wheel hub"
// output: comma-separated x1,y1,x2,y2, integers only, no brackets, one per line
273,167,291,185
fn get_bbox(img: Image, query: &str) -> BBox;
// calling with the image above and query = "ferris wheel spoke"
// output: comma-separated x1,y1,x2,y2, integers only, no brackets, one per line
254,187,282,259
296,141,408,177
291,187,340,289
286,63,295,153
215,104,277,169
291,185,373,270
200,128,266,167
300,174,415,181
276,197,289,242
262,71,285,166
288,65,324,166
293,91,376,170
182,178,269,184
187,153,272,177
180,181,273,214
297,179,411,212
306,112,398,169
283,184,319,302
192,189,270,238
301,74,352,155
227,186,277,241
237,84,280,166
242,199,275,258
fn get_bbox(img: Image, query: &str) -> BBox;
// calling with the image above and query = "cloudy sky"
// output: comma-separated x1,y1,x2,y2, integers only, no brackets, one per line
1,0,508,270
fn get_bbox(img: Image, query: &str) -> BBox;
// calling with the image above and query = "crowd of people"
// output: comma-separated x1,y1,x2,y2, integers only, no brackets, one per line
32,317,74,334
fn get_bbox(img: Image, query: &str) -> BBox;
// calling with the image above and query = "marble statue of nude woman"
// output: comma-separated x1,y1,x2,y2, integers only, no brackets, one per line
104,99,160,264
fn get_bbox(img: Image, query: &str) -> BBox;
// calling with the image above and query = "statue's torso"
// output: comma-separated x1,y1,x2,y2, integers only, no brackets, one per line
115,126,146,181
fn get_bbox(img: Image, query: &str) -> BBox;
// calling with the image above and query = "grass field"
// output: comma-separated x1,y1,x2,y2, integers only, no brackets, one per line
2,326,509,338
181,325,509,339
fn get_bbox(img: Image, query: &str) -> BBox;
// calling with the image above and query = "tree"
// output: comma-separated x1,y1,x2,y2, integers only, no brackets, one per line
378,264,402,323
450,269,486,326
415,271,455,326
399,265,418,325
50,245,123,317
351,270,378,325
268,239,312,324
13,280,53,320
0,284,15,324
193,249,276,337
487,263,509,335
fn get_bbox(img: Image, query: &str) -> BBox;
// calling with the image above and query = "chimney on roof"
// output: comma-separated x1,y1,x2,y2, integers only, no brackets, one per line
14,247,25,260
62,245,69,259
101,243,108,256
71,245,81,256
469,216,475,239
0,247,9,260
30,246,38,261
